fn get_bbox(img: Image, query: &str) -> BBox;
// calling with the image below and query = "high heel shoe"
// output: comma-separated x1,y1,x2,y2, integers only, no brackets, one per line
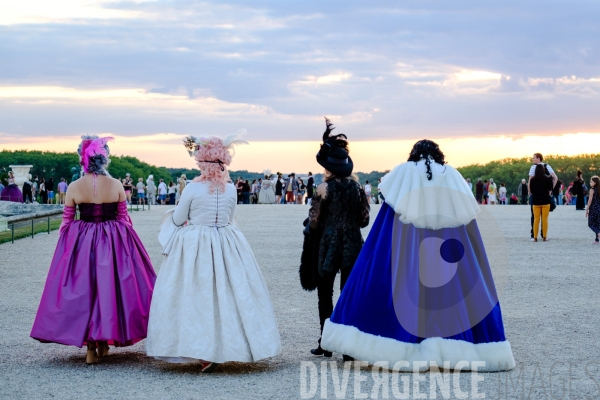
310,346,332,358
97,342,109,359
86,349,99,364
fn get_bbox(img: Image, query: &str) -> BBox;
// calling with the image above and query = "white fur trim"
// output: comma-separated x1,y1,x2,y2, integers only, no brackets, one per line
321,319,515,371
379,161,480,230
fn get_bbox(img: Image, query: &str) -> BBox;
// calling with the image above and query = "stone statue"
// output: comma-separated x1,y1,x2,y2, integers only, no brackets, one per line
71,167,81,182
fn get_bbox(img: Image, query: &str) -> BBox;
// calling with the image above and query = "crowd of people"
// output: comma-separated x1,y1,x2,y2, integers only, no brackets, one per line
465,153,600,243
0,173,70,205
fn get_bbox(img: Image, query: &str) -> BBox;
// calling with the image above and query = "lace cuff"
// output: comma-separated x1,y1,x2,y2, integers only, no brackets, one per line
116,201,133,226
59,206,76,235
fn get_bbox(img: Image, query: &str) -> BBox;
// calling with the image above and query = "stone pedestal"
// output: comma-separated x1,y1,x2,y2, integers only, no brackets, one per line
8,165,33,192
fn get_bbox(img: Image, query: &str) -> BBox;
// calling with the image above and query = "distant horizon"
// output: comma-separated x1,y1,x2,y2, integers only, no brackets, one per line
1,132,597,173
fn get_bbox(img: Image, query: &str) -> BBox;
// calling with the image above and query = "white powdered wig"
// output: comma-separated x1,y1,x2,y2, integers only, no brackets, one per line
379,160,480,230
321,319,515,372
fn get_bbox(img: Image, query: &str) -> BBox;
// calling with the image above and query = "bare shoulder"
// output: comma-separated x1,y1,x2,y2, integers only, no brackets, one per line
66,179,83,192
108,176,125,189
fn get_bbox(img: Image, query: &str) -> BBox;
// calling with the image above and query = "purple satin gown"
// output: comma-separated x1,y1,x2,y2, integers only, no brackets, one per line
31,202,156,347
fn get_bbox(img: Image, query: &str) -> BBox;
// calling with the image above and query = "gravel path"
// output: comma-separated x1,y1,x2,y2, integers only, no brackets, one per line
1,204,599,399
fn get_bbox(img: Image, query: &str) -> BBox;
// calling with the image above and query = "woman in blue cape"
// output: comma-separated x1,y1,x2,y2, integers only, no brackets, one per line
321,140,515,371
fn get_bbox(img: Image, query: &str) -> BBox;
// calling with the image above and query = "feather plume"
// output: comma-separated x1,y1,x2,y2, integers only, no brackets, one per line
82,136,113,172
222,129,249,149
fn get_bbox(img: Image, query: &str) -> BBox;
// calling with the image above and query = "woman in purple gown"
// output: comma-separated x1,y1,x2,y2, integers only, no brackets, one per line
0,171,24,202
31,135,157,364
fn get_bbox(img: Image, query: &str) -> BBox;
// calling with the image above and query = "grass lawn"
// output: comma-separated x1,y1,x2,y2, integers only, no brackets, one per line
0,218,63,244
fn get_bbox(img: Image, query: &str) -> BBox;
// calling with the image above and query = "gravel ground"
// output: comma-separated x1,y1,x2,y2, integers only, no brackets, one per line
1,204,599,399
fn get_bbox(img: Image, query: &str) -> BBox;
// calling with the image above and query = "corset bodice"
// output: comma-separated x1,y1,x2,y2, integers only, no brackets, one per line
78,203,118,222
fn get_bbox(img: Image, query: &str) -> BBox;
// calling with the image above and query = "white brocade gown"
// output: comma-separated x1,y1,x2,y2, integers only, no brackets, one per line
146,181,282,363
258,180,276,204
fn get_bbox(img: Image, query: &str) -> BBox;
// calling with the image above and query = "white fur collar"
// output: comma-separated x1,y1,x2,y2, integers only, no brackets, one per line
379,161,480,230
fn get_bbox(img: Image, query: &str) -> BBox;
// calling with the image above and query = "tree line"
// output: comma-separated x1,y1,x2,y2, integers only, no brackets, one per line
456,154,600,194
2,150,598,196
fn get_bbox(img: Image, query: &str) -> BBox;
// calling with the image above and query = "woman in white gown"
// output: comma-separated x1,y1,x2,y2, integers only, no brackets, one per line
146,133,281,372
258,171,276,204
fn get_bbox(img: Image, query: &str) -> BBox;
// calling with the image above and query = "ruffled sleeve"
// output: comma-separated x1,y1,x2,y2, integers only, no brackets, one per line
379,162,480,230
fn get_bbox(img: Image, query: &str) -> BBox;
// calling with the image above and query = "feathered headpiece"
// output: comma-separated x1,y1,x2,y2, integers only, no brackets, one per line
183,129,248,158
79,136,114,174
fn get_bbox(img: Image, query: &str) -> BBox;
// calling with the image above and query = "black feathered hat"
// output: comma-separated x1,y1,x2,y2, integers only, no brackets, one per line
316,117,353,177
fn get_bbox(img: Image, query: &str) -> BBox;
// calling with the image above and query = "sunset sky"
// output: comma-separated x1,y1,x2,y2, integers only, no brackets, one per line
1,1,599,172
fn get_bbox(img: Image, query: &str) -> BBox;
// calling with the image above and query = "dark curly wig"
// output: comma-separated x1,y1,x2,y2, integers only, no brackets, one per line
407,139,445,180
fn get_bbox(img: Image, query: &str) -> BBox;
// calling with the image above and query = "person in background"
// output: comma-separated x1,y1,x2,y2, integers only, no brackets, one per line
176,174,187,205
475,178,483,204
158,179,168,205
306,172,314,205
553,180,563,206
572,170,585,210
250,179,259,204
364,180,372,204
285,173,298,204
518,178,528,205
57,178,68,205
123,173,133,205
487,178,497,205
22,175,33,204
275,173,283,204
242,179,251,204
466,178,473,192
528,153,558,239
377,177,384,203
297,178,306,204
39,177,47,204
530,164,553,242
236,177,244,204
47,177,55,204
136,178,146,205
146,175,156,205
498,182,507,205
259,173,276,204
32,176,39,202
482,179,489,204
565,182,573,206
510,193,519,204
168,181,176,205
0,180,4,197
585,176,600,244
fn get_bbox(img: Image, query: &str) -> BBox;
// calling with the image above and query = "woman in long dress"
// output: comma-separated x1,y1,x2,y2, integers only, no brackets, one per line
321,139,515,371
1,171,23,203
30,135,156,364
258,172,276,204
586,176,600,244
146,134,281,372
488,178,497,204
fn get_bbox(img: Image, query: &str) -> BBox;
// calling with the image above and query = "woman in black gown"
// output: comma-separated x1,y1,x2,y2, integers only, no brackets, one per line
572,170,585,210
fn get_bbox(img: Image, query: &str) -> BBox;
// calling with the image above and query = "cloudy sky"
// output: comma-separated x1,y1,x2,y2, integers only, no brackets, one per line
1,1,599,172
